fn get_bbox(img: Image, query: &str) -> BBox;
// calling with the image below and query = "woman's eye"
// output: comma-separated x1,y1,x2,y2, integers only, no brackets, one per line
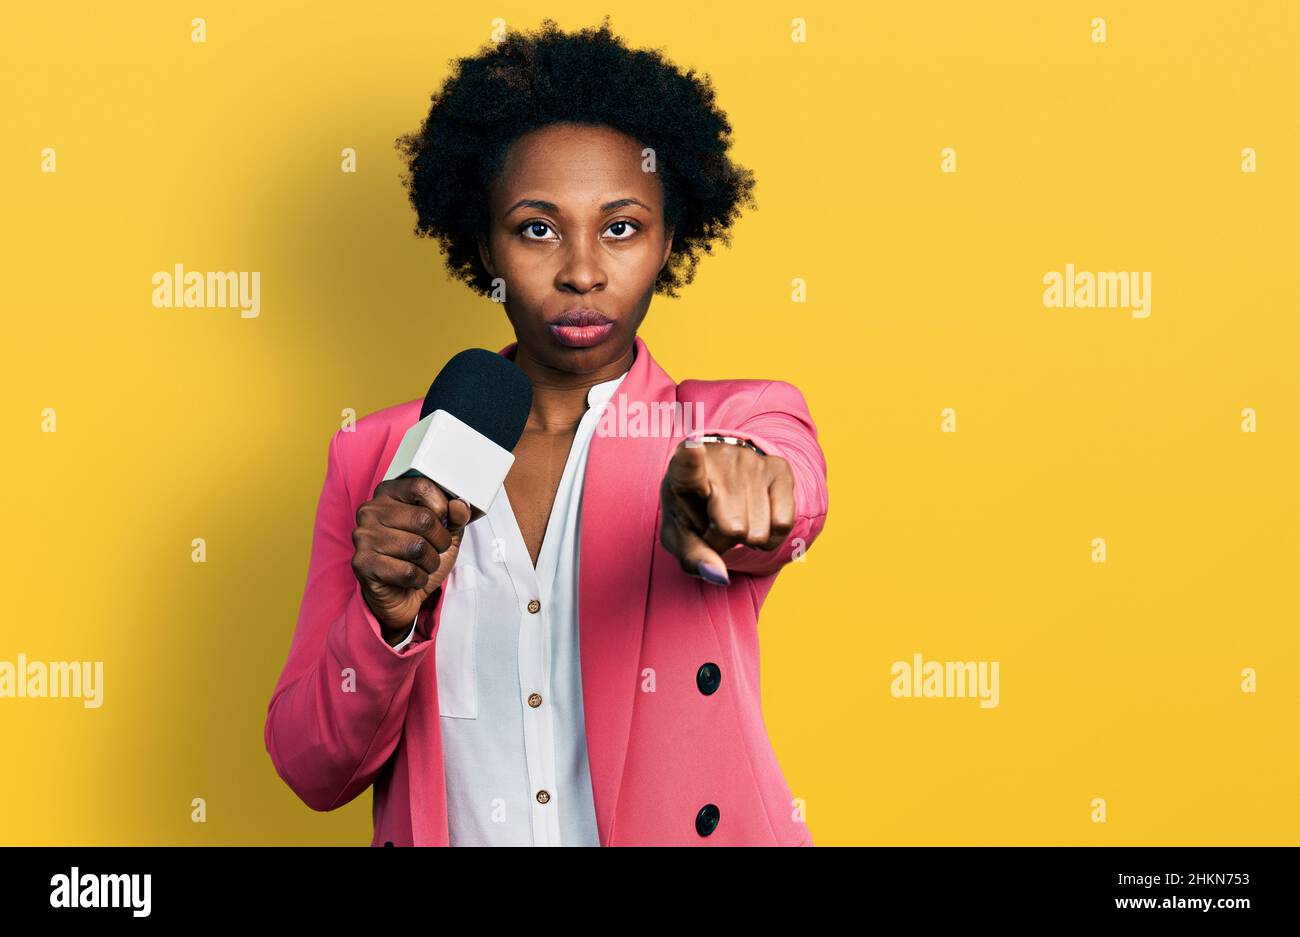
605,220,638,239
521,221,556,241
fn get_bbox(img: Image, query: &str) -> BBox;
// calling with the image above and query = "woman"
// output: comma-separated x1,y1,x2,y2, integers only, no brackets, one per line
265,17,829,846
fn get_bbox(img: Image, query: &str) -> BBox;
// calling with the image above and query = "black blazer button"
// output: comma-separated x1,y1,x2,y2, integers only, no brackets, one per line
695,803,720,836
696,662,721,695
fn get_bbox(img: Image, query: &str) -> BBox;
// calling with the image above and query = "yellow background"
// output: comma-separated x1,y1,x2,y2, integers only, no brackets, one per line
2,2,1296,845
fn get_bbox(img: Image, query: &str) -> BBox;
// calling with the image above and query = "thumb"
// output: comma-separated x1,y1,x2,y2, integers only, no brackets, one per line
445,498,471,534
421,499,471,601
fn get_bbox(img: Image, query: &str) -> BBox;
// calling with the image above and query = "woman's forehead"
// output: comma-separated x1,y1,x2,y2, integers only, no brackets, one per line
491,124,663,211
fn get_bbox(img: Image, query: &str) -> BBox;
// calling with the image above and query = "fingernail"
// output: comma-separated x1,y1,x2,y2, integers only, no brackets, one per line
697,560,730,585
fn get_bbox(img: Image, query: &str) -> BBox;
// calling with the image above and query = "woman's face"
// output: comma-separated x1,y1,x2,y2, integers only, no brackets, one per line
478,121,673,376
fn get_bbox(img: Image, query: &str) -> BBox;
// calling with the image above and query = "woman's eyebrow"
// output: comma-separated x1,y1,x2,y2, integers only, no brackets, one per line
502,196,652,219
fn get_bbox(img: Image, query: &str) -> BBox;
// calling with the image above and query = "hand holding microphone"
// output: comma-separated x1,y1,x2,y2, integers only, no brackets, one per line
352,478,472,641
350,348,533,643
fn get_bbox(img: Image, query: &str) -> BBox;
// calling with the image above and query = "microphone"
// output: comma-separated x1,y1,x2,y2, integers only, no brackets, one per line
382,348,533,522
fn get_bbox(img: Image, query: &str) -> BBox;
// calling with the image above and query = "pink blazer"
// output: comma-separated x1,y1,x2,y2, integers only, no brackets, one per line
264,334,829,845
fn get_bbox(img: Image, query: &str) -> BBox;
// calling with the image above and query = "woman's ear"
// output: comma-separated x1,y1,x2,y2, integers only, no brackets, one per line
476,233,496,279
659,227,674,271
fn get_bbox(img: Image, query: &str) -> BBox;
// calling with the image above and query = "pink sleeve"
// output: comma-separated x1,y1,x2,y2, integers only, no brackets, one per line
264,427,442,811
673,380,829,578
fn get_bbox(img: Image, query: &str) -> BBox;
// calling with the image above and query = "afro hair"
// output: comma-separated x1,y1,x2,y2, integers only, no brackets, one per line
394,15,757,299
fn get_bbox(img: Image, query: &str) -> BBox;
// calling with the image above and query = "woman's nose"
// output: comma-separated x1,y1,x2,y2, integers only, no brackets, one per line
556,235,607,293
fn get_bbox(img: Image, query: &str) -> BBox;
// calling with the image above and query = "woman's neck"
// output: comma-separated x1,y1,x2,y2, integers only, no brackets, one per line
512,342,634,434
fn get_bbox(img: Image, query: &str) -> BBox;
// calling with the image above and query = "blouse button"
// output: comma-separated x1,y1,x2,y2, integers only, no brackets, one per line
536,790,551,804
527,692,543,708
527,598,541,614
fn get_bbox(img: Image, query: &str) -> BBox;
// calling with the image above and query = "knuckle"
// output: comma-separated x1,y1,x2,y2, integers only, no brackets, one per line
715,517,747,539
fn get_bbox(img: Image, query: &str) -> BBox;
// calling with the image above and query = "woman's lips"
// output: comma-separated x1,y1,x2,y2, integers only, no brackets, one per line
548,312,615,348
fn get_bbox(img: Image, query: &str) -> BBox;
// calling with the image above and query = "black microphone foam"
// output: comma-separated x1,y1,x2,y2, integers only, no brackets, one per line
420,348,533,452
